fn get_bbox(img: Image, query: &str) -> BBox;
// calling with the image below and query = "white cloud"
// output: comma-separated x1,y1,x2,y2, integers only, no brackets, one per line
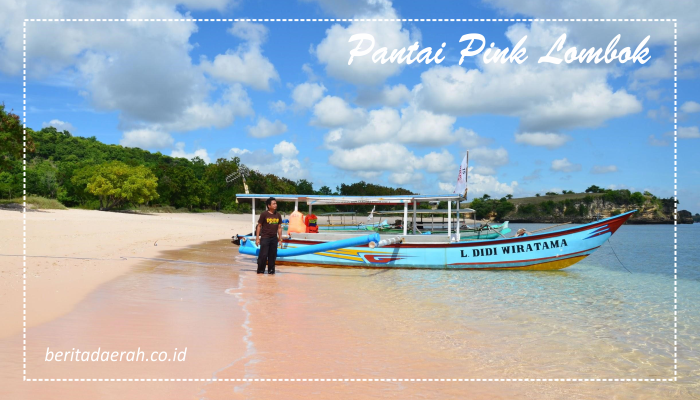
42,119,76,133
314,11,415,85
328,142,420,172
648,134,668,146
171,142,211,163
416,64,641,132
356,84,411,107
455,128,492,148
200,23,278,91
229,148,252,156
228,21,268,45
591,165,618,174
483,1,697,64
231,141,306,180
273,140,299,158
389,172,423,186
312,96,367,128
322,104,483,150
247,117,287,138
120,129,174,149
269,100,287,113
158,84,253,132
292,82,327,109
465,168,518,197
677,126,700,139
515,132,572,149
551,158,581,173
681,101,700,114
469,147,509,170
438,182,455,192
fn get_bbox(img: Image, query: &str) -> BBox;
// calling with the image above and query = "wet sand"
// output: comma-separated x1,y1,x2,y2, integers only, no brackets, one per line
0,211,696,399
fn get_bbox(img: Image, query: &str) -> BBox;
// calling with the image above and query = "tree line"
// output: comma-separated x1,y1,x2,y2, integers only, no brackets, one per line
0,104,413,213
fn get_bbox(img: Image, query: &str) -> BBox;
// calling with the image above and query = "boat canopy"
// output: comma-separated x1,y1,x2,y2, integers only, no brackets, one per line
236,193,465,205
375,208,475,215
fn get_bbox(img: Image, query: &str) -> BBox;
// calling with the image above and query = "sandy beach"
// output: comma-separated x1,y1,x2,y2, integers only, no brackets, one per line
0,209,696,399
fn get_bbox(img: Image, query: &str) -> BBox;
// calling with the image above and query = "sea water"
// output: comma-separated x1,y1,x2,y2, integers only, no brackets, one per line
3,224,697,399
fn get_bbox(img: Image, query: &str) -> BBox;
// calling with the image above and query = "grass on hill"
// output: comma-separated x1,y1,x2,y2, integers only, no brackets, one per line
506,192,604,205
0,195,67,209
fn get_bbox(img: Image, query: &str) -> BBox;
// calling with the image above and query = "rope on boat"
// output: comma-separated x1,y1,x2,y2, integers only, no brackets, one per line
607,238,632,273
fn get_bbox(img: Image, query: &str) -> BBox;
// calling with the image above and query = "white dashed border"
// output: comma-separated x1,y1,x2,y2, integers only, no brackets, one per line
22,18,678,383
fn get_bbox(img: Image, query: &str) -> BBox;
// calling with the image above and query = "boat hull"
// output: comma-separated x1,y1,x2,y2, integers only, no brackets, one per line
240,212,634,270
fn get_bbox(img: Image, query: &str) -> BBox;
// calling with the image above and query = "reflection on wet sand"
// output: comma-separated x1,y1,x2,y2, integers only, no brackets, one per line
1,238,697,399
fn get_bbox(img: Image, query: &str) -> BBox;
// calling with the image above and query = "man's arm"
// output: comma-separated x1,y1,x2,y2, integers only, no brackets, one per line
277,223,283,246
255,223,262,246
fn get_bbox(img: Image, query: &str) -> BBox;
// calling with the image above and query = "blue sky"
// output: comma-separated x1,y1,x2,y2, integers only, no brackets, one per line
1,0,699,213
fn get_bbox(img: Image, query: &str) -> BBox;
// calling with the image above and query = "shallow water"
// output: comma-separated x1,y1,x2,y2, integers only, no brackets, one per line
1,223,697,399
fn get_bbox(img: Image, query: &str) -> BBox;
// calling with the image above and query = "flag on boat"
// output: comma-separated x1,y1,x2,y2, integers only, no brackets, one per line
454,154,468,196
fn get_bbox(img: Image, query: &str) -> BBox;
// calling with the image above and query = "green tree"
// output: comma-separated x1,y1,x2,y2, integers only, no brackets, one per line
630,191,645,206
76,161,159,210
585,185,604,193
0,104,34,171
295,179,314,194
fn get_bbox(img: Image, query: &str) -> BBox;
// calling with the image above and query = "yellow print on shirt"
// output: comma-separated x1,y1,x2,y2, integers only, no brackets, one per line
266,218,280,224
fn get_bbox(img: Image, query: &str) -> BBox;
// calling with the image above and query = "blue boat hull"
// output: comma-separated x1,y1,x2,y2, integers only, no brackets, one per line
238,211,635,270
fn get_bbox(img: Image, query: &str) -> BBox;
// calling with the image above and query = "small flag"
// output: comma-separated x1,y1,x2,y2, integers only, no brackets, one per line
454,154,468,196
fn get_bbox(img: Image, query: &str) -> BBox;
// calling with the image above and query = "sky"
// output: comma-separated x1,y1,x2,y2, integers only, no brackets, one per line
1,0,699,213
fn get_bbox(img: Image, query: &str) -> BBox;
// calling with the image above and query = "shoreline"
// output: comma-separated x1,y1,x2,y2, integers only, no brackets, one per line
0,208,252,339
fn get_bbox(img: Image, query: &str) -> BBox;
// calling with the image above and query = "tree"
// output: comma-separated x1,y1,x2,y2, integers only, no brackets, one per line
296,179,314,194
505,194,513,200
317,185,333,195
545,192,558,196
0,103,34,171
630,191,646,207
585,185,604,193
76,161,159,210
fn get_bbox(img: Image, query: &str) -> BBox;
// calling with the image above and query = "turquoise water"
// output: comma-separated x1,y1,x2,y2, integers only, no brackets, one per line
340,223,699,394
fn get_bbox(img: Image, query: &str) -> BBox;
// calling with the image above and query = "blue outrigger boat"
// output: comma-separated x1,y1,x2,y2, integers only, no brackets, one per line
234,194,634,270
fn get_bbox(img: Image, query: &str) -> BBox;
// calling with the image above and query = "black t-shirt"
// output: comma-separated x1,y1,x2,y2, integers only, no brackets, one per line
258,211,282,238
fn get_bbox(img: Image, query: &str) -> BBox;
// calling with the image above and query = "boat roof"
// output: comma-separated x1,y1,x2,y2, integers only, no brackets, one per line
375,208,475,215
236,193,465,205
315,212,357,216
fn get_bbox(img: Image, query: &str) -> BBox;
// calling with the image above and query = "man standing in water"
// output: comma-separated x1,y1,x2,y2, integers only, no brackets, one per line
255,197,283,274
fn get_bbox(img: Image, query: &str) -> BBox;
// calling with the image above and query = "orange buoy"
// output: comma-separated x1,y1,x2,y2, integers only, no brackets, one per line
288,210,306,233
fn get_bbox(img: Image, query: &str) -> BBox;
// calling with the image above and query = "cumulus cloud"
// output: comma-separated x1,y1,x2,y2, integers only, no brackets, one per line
314,8,416,85
269,100,287,113
171,142,211,163
591,165,618,174
312,96,367,128
200,22,279,91
415,64,641,132
229,140,306,180
441,167,518,197
681,101,700,114
292,82,327,109
648,134,668,146
120,129,174,149
247,117,287,138
42,119,76,133
355,84,412,107
551,158,581,173
322,103,487,150
676,126,700,139
515,132,572,149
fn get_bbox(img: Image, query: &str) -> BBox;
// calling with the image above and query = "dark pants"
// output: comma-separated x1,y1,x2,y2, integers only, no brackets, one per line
257,237,278,274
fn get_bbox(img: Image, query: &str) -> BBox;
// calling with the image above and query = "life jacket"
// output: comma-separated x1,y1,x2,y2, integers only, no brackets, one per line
288,210,306,234
305,214,319,233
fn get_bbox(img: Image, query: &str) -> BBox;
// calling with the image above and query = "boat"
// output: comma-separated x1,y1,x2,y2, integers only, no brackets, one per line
233,193,635,270
369,209,510,239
